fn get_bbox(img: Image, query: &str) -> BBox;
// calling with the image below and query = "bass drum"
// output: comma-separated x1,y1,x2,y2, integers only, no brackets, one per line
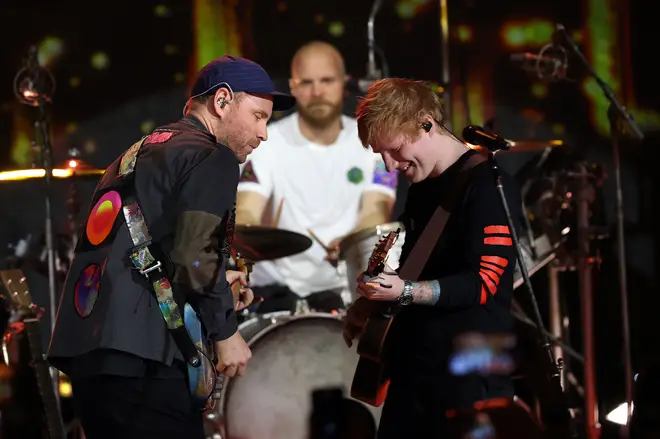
218,312,382,439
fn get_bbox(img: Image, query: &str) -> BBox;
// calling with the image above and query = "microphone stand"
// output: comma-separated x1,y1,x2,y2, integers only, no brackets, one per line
357,0,385,93
557,23,642,429
366,0,383,81
487,150,576,439
13,46,60,397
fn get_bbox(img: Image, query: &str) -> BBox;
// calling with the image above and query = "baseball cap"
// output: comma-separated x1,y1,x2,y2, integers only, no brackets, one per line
189,55,296,112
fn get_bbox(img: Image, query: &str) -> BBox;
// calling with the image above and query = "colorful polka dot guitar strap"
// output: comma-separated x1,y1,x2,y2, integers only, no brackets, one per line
116,136,202,369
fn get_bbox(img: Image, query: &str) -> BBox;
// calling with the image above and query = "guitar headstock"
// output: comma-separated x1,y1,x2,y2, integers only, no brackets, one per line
0,269,36,316
366,228,400,276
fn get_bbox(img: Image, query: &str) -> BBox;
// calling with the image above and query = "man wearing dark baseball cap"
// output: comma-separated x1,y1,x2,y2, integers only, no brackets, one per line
49,56,293,439
188,55,296,112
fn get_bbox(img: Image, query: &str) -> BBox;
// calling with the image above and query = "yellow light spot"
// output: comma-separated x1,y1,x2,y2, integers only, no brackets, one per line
69,77,81,88
174,73,185,83
141,121,155,134
11,131,31,167
531,82,548,98
571,30,583,42
154,5,170,17
66,123,78,134
328,21,345,38
501,20,554,48
38,36,64,66
164,44,178,55
396,3,416,19
84,140,97,154
59,380,72,397
456,25,473,43
552,124,565,135
91,52,110,70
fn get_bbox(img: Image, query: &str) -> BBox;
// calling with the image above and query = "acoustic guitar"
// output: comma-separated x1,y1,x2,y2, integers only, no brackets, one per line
184,255,252,410
349,229,401,407
0,269,66,439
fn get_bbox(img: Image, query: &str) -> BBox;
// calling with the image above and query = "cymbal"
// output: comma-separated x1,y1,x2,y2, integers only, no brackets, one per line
0,158,104,182
469,139,564,153
232,225,312,262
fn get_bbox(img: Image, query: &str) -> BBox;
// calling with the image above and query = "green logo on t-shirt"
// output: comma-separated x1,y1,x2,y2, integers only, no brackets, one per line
347,167,364,184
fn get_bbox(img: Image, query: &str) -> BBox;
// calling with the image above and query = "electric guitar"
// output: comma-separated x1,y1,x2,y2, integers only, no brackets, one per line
349,229,400,407
0,269,66,439
184,256,252,410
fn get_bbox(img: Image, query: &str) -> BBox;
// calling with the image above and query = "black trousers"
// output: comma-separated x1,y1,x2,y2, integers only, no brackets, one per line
377,366,513,438
71,374,205,439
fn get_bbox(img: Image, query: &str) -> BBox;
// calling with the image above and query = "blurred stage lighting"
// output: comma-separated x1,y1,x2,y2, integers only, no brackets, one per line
605,402,634,425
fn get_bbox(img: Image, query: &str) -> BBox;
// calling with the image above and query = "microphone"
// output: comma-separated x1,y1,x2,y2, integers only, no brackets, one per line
13,45,56,106
462,125,511,152
510,24,568,81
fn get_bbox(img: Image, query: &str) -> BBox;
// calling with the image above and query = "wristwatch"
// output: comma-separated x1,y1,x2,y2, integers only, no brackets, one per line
398,280,414,306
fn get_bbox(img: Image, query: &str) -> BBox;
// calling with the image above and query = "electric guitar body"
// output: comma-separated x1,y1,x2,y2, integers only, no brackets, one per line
185,256,252,410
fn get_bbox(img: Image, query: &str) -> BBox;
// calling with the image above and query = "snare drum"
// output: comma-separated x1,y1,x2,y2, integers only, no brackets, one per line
338,222,406,302
218,312,382,439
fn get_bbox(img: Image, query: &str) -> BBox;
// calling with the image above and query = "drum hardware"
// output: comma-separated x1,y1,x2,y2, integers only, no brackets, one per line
467,127,576,439
294,298,310,315
232,225,312,261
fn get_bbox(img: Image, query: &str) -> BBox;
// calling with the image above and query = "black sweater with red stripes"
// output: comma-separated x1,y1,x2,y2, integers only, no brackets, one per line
393,150,523,364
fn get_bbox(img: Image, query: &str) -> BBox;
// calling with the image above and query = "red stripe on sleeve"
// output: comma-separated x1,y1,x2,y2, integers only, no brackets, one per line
480,286,488,304
480,261,504,275
480,269,500,284
484,237,512,246
481,255,509,268
479,272,497,294
484,225,510,235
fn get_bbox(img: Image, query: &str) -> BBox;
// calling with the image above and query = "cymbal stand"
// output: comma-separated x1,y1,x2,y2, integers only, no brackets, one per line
547,263,565,389
557,23,643,428
13,46,60,396
35,114,58,336
575,163,599,438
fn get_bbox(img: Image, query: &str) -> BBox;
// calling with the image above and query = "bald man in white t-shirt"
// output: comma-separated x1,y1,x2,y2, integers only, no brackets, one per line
236,41,398,313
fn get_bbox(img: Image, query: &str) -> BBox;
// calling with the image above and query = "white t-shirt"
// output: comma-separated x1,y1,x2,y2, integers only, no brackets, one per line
237,114,398,296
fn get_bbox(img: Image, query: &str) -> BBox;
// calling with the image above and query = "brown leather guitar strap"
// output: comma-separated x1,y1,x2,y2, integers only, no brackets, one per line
398,153,485,281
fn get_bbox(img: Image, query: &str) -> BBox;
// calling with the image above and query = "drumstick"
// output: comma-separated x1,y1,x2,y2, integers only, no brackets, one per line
307,228,332,253
272,198,285,228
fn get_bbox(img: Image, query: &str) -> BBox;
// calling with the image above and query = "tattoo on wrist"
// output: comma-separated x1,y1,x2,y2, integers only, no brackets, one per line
411,280,441,306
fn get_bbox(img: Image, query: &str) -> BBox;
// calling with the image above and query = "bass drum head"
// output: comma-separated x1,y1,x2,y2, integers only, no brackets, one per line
220,313,382,439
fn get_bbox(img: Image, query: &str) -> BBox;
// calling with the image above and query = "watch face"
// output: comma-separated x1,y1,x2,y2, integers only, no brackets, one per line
399,294,413,306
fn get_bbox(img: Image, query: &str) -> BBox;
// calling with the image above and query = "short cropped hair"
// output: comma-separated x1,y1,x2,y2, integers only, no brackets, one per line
355,78,445,148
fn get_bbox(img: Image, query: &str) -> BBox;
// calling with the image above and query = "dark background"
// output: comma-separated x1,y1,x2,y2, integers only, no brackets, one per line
0,0,658,436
